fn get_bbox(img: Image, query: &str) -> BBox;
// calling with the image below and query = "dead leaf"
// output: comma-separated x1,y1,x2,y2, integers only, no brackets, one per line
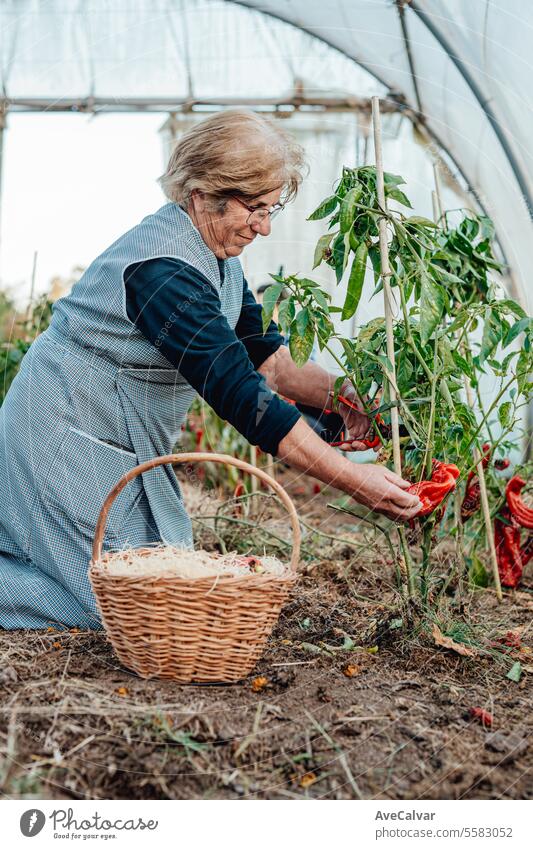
251,676,268,693
299,772,317,788
432,623,477,657
343,664,361,678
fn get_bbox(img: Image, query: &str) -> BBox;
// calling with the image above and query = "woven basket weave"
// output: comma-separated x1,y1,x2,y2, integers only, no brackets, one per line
89,452,300,683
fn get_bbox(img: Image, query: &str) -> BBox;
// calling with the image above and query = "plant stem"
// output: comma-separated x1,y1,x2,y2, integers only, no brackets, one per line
420,334,439,481
420,522,433,605
397,526,415,599
397,284,434,384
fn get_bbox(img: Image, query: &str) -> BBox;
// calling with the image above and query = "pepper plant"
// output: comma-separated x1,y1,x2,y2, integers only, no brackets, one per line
263,165,533,604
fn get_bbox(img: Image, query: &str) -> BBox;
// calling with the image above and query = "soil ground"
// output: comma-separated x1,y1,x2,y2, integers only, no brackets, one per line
1,472,531,800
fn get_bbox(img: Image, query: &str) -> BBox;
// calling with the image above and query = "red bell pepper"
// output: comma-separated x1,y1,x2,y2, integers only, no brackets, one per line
494,508,523,588
408,460,460,517
505,476,533,529
461,444,510,523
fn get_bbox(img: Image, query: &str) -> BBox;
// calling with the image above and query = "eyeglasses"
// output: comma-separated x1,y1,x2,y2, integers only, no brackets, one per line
230,195,285,226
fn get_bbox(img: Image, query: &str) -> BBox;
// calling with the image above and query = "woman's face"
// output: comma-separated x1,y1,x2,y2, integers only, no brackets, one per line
190,187,282,259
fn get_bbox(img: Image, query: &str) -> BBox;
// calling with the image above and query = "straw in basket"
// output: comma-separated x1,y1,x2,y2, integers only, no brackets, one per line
89,453,300,683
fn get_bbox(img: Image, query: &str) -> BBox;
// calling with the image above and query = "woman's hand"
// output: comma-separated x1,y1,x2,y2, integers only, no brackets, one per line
277,418,421,522
349,463,422,520
335,381,377,452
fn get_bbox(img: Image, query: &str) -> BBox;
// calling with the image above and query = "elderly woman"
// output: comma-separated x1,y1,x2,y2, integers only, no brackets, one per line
0,110,420,629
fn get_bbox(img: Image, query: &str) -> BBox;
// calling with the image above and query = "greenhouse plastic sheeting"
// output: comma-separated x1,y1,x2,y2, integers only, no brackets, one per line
237,0,533,307
0,0,531,308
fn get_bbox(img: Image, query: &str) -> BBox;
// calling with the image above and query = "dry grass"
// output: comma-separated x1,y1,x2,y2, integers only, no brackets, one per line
1,478,532,800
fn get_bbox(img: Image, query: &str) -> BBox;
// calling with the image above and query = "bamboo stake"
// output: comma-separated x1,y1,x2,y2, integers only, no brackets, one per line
432,162,445,228
372,97,415,600
431,190,439,226
372,96,401,477
249,444,258,493
432,163,502,602
464,380,503,602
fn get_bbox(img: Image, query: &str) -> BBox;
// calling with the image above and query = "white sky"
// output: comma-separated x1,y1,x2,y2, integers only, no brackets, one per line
0,112,167,304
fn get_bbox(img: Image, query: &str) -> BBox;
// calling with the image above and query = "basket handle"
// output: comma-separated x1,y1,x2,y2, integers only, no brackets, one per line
92,452,301,572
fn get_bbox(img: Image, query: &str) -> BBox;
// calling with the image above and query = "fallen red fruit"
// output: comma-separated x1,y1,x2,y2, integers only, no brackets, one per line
469,707,493,728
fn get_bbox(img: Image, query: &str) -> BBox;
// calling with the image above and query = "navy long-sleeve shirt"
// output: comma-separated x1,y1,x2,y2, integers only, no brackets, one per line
124,257,300,455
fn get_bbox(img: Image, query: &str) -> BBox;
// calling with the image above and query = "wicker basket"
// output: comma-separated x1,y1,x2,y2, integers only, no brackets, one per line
89,452,300,683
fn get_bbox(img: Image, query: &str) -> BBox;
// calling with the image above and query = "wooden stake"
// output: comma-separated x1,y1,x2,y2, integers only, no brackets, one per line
464,380,503,602
372,96,402,476
432,164,503,602
249,444,258,493
433,162,444,225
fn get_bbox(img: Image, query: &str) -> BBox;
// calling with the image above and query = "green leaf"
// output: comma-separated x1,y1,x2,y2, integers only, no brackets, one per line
506,661,522,683
342,242,367,321
277,297,295,334
295,307,309,336
289,321,315,367
311,288,330,311
517,349,531,395
419,272,445,345
339,184,363,234
503,316,532,348
386,188,412,208
498,401,512,429
307,194,338,221
498,299,526,320
479,310,502,363
468,554,489,587
429,263,463,285
438,378,455,411
452,349,474,381
312,232,334,269
261,282,285,333
383,171,405,187
405,215,438,228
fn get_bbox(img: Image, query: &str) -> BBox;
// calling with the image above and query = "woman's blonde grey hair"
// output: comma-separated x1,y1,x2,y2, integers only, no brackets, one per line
159,109,307,210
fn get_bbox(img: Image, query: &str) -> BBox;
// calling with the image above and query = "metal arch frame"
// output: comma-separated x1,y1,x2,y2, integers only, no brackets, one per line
409,0,532,219
228,0,516,281
227,1,497,218
231,1,532,219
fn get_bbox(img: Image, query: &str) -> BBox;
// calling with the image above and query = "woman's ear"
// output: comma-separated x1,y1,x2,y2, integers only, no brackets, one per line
189,189,204,214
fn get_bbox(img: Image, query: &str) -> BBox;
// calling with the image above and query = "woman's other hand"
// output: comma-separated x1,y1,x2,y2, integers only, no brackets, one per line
349,463,421,520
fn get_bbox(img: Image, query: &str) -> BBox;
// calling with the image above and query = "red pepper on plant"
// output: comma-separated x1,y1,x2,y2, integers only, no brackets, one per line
408,460,460,517
505,476,533,529
494,509,523,588
460,444,509,523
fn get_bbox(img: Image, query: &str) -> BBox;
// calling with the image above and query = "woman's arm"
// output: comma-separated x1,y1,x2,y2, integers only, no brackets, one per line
259,344,371,448
277,418,422,521
258,343,335,407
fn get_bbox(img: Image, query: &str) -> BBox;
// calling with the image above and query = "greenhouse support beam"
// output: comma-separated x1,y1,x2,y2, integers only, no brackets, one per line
230,1,519,302
408,1,533,219
396,1,423,114
0,95,399,115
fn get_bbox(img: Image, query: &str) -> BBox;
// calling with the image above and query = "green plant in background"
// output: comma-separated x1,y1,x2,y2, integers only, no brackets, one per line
0,294,54,405
262,165,533,606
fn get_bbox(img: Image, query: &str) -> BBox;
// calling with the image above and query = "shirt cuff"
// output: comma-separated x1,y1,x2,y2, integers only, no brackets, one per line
253,394,301,455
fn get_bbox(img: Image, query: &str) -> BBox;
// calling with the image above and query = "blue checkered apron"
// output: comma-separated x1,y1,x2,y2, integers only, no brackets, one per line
0,203,243,629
